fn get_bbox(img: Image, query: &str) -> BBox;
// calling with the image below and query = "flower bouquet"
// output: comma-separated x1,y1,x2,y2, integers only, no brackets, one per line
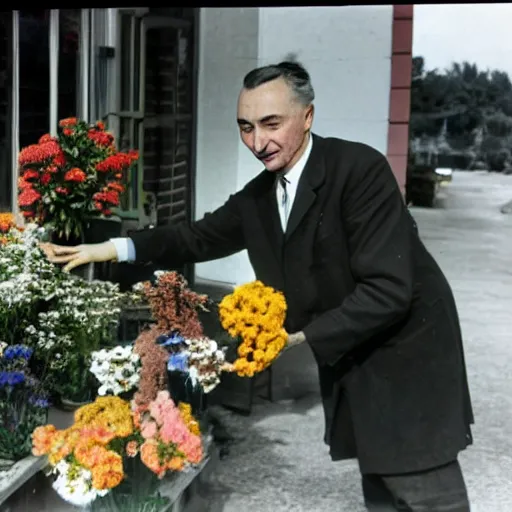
218,280,288,377
0,343,50,467
17,117,139,241
90,344,141,398
132,271,228,409
32,382,204,509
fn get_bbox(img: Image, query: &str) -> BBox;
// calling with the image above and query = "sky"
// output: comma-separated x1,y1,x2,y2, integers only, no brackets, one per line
412,3,512,78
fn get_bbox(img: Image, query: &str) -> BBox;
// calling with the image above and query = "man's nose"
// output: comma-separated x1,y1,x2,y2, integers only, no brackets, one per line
253,131,268,154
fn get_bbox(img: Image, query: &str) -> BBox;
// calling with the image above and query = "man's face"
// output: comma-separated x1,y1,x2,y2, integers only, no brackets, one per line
237,77,313,172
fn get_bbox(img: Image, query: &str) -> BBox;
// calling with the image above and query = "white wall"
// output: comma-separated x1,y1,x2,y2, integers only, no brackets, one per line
194,6,394,286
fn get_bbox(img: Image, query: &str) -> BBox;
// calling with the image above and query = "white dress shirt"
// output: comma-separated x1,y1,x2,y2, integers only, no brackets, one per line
110,134,314,262
276,134,313,231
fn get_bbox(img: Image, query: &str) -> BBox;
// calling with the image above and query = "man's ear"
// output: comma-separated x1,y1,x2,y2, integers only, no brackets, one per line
305,104,314,130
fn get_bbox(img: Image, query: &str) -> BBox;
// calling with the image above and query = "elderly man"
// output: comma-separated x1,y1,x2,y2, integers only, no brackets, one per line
43,61,473,511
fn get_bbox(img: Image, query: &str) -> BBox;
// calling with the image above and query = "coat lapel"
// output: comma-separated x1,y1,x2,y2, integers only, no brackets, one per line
285,133,326,240
255,172,284,260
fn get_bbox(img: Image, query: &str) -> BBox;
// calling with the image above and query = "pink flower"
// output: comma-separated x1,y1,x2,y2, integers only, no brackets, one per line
159,420,187,445
141,420,158,439
178,435,203,464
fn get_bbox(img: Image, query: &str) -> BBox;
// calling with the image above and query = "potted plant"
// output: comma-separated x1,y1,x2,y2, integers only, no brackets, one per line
0,343,50,468
25,277,126,407
17,117,139,243
0,217,125,406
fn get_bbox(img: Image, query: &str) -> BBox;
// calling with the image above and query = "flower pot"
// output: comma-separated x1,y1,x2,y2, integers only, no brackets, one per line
59,397,92,412
83,216,122,244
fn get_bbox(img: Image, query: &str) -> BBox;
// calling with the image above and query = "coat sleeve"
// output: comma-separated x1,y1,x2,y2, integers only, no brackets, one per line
129,192,246,268
302,147,414,367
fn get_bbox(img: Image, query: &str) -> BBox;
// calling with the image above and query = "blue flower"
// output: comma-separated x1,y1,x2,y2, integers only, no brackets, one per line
28,395,50,408
3,345,33,361
0,371,26,387
167,352,189,373
157,332,185,348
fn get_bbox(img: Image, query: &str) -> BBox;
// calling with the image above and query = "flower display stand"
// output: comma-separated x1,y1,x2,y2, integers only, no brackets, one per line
0,407,72,506
1,409,215,511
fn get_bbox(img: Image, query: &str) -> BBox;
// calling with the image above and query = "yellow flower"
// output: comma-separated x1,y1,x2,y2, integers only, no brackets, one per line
219,281,287,377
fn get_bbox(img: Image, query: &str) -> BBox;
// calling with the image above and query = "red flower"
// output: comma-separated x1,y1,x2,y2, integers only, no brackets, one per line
22,211,35,219
64,167,87,183
59,117,77,127
96,121,105,130
63,128,74,136
22,169,40,181
19,140,61,166
46,165,59,174
96,152,137,173
88,129,114,147
18,188,42,207
128,150,140,161
53,149,66,167
40,173,52,186
107,181,125,193
18,177,32,190
94,201,103,211
93,190,119,206
103,209,112,216
55,187,69,195
38,133,55,144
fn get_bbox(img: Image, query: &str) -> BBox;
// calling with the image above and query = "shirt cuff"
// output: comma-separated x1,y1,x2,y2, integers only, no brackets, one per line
109,237,137,263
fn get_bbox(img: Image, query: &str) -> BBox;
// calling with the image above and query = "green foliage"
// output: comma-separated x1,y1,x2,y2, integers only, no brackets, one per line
411,57,512,170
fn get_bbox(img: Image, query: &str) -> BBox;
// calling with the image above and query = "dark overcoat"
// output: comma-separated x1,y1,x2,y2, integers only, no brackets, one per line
131,134,474,474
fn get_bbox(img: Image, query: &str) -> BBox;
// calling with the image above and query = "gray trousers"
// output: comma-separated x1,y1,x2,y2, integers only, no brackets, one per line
362,460,470,511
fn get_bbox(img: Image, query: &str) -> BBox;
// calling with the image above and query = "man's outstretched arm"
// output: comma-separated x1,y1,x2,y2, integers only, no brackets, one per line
43,193,246,273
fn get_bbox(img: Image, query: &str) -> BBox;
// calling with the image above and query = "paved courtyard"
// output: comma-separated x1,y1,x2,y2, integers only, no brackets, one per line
196,171,512,512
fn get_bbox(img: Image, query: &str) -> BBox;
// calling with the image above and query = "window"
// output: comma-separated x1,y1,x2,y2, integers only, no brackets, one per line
117,11,144,216
58,9,81,121
18,10,50,149
0,12,12,211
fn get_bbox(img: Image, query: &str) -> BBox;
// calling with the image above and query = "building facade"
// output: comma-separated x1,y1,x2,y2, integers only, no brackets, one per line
0,6,412,288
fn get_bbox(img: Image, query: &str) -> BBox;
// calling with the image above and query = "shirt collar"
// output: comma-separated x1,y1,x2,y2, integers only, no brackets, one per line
279,133,313,186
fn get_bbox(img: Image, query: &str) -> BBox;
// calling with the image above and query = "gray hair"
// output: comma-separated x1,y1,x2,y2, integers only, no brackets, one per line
242,59,315,106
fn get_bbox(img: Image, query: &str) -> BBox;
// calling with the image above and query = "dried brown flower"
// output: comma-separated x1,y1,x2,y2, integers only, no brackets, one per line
133,325,169,407
141,271,209,339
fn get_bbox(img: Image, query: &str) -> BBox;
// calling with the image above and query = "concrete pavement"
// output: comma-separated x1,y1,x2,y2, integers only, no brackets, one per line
196,171,512,512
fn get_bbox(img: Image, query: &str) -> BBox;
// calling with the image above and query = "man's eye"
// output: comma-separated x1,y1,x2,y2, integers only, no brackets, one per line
267,123,280,129
241,126,253,133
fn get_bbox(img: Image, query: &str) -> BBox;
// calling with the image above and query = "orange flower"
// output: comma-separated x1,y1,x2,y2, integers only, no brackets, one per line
167,456,185,471
32,424,57,456
63,128,74,136
140,440,167,478
59,117,77,127
64,167,87,183
107,181,125,193
126,440,138,458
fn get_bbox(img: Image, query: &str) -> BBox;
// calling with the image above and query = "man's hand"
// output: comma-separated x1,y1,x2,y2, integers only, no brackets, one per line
39,241,118,273
285,331,307,351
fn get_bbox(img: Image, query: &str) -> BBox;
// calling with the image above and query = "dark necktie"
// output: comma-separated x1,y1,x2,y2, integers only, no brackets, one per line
279,175,290,227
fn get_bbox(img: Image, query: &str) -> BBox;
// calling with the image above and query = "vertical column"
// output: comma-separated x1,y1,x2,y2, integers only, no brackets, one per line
49,10,59,136
11,11,19,220
80,10,90,122
386,5,414,195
